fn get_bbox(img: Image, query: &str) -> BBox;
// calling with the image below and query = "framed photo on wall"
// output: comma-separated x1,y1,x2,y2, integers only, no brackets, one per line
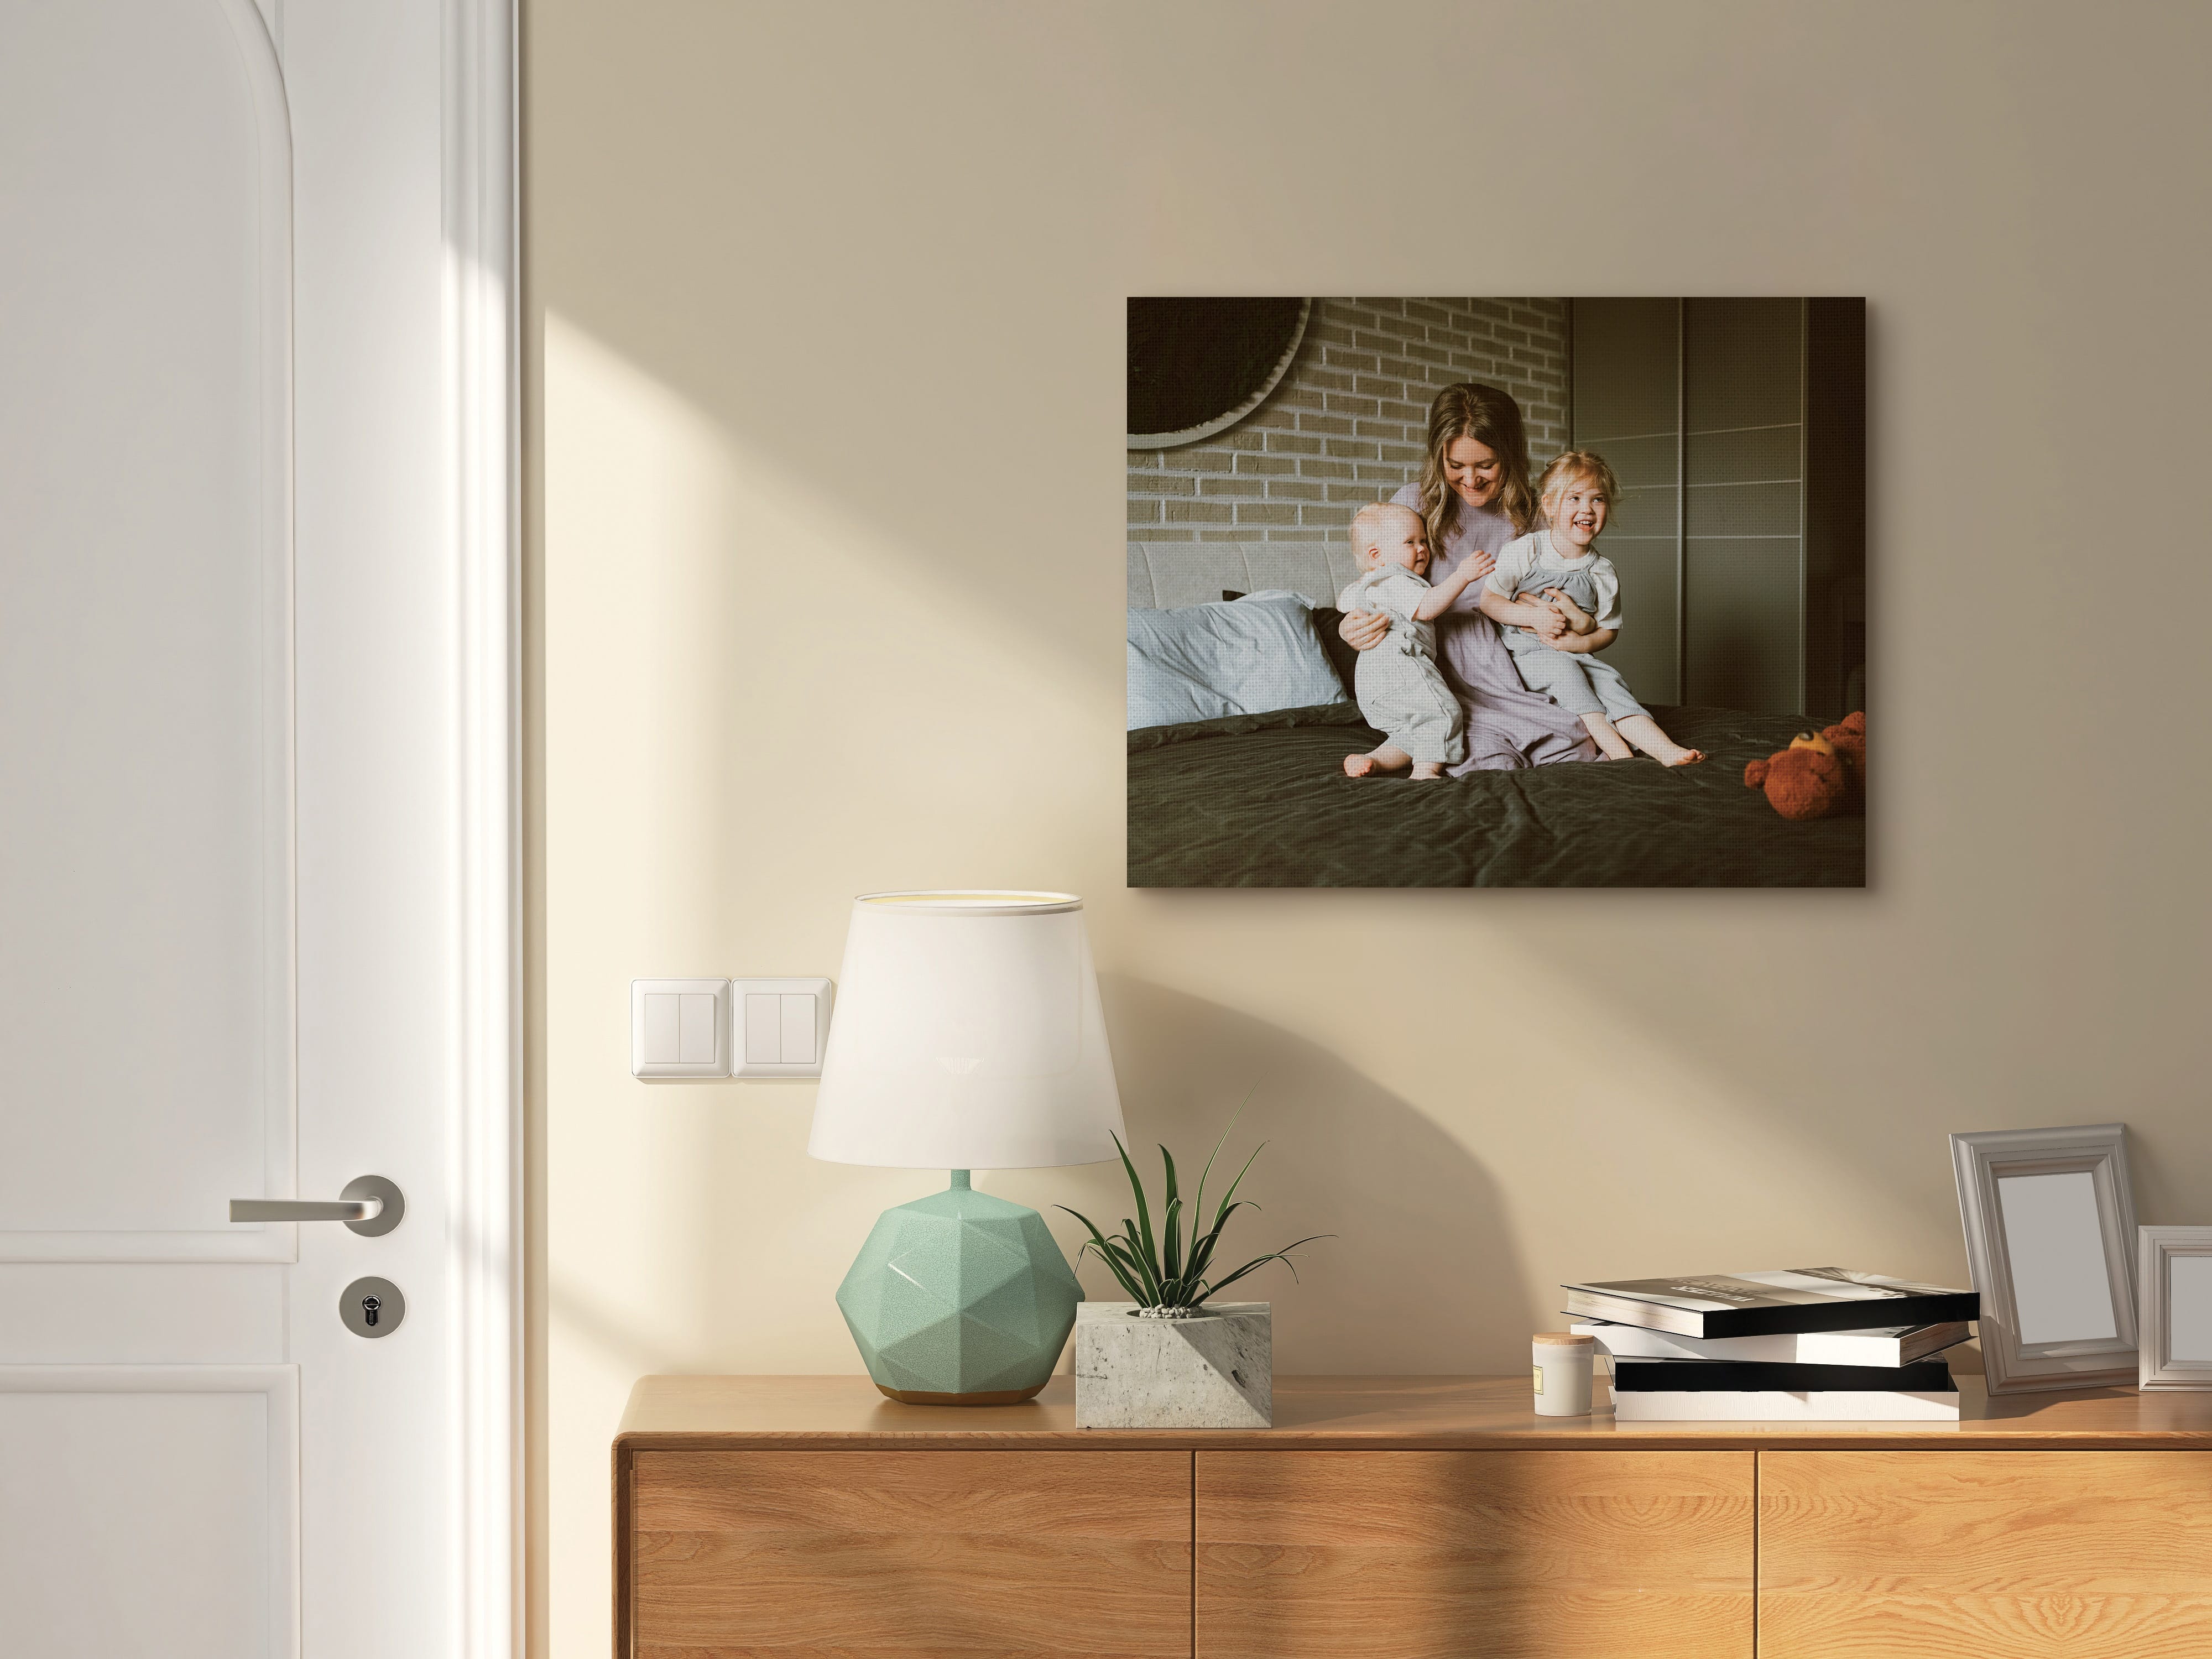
1126,296,1866,889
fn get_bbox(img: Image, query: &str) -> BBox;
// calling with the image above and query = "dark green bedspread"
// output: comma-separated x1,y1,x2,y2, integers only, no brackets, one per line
1128,702,1864,888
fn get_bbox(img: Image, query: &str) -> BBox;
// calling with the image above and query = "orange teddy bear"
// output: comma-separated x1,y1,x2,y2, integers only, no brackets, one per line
1745,710,1866,821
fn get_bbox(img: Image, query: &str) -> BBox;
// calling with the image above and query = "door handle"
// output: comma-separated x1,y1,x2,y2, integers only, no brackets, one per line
229,1197,378,1222
229,1175,404,1237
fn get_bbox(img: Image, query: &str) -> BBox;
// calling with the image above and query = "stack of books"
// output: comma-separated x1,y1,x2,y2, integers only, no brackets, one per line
1562,1267,1979,1421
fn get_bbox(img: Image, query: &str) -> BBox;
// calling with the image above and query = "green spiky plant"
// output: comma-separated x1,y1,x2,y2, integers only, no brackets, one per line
1059,1109,1329,1319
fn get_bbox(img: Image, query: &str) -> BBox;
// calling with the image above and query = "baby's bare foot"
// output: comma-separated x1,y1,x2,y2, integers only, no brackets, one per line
1656,744,1705,767
1410,763,1445,780
1344,753,1379,778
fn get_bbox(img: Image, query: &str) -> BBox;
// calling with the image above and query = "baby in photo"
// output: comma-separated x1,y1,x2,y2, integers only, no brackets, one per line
1335,502,1490,779
1480,452,1704,766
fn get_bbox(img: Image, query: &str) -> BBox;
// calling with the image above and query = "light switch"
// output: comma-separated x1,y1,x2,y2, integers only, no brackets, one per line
642,993,681,1063
743,994,780,1065
779,994,817,1065
630,979,731,1079
729,978,834,1078
677,994,717,1063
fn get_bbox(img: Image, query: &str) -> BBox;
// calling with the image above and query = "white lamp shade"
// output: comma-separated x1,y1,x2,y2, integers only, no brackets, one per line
808,891,1127,1170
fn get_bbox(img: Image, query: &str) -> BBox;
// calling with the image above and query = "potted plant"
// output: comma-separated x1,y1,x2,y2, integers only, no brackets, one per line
1061,1119,1327,1429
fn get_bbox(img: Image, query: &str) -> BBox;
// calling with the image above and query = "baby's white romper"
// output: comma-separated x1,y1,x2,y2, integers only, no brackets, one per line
1335,566,1467,765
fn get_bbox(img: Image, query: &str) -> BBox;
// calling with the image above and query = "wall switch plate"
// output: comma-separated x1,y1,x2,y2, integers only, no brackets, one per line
630,978,731,1079
731,978,834,1079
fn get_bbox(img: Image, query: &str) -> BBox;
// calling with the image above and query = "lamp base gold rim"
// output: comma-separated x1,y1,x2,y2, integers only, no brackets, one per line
875,1383,1047,1407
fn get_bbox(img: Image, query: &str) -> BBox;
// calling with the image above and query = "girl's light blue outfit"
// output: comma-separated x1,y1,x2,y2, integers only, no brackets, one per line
1488,529,1647,723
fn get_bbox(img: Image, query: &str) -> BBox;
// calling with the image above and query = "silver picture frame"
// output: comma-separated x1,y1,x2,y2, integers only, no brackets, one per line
1949,1123,2138,1394
2139,1226,2212,1391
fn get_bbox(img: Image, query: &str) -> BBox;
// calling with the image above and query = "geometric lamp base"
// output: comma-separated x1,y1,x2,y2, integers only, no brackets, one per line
874,1384,1045,1406
835,1171,1081,1406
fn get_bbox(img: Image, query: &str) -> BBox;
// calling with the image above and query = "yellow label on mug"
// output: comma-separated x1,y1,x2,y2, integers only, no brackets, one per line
1533,1364,1545,1395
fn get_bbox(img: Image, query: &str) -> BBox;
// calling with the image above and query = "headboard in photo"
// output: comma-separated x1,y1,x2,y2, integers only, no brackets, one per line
1126,539,1362,613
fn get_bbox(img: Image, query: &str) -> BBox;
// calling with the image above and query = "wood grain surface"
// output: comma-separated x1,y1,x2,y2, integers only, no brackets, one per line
1196,1449,1754,1659
1760,1451,2212,1658
615,1373,2212,1452
613,1378,2212,1658
629,1449,1191,1658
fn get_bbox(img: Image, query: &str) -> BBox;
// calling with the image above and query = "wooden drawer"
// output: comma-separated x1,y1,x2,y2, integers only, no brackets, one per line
1195,1449,1755,1658
615,1376,2212,1658
628,1449,1191,1657
1759,1451,2212,1658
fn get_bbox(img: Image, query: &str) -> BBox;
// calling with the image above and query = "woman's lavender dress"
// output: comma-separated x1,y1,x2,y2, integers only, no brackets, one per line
1388,484,1597,771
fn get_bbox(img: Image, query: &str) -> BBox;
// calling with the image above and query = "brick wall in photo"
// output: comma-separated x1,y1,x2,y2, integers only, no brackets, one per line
1126,296,1569,544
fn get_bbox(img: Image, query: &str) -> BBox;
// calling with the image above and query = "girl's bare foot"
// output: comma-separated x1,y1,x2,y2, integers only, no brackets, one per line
1344,753,1378,778
1615,715,1704,766
1410,761,1445,780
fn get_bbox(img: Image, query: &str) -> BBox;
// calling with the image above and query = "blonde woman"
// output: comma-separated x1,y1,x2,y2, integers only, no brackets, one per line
1338,383,1596,771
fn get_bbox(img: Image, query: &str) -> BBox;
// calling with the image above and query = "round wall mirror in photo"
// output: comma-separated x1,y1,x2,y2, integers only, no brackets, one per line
1126,297,1310,450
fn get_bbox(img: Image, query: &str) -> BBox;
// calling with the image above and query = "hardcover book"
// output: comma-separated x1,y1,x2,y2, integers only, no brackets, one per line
1562,1268,1978,1339
1572,1319,1971,1368
1610,1358,1957,1394
1611,1389,1961,1423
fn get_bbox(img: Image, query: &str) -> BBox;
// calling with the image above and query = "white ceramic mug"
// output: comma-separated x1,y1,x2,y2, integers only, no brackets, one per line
1532,1332,1594,1416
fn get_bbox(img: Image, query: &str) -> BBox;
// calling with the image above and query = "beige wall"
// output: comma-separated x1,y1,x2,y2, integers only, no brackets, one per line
525,3,2212,1652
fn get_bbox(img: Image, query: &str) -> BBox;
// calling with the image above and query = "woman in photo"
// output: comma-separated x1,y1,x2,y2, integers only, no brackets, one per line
1339,382,1598,771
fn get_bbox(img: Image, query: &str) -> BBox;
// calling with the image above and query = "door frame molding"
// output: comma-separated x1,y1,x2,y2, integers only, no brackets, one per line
445,2,521,1654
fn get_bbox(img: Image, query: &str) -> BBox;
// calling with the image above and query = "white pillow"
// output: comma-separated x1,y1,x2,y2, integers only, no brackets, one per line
1126,591,1345,731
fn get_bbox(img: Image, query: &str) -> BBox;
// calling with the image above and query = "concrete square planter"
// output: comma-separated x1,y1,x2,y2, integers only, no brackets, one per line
1073,1301,1271,1428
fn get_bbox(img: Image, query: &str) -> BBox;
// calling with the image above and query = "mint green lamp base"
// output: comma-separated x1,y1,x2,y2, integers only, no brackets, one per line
836,1171,1081,1406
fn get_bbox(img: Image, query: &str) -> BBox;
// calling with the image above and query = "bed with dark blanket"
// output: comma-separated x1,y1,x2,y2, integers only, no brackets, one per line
1128,701,1864,888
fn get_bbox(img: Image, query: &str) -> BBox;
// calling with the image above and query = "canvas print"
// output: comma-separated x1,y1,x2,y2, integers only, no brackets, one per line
1127,297,1865,888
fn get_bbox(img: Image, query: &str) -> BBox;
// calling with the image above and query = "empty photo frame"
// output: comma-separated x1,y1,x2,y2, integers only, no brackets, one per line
2140,1227,2212,1390
1950,1124,2138,1394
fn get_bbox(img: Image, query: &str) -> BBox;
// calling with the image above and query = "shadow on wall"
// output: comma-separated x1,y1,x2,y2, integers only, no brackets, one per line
1093,973,1536,1371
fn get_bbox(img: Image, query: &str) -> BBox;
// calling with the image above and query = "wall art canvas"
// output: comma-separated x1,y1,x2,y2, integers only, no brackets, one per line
1126,297,1866,889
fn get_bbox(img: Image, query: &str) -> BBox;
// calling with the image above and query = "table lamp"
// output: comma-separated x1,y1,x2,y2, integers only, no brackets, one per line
810,891,1126,1405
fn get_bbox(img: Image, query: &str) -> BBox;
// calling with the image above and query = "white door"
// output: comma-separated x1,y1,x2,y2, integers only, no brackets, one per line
0,1,517,1655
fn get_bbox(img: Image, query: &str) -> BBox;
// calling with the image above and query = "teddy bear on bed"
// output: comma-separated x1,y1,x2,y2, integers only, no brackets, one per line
1745,710,1866,821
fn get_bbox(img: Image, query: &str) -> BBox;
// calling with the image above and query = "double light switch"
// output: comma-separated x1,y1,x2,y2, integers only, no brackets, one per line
630,977,834,1080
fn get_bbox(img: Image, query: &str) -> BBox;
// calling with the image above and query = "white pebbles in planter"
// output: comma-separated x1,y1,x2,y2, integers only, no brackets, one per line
1074,1301,1271,1428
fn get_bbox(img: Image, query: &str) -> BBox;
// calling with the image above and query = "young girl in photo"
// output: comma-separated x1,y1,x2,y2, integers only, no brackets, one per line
1479,451,1705,766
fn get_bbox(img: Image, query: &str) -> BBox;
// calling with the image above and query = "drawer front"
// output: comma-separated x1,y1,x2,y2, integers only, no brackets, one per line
629,1448,1190,1658
1760,1450,2212,1658
1196,1449,1754,1659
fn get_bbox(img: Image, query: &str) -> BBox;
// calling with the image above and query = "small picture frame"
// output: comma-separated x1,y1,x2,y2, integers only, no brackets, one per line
2138,1227,2212,1390
1950,1123,2138,1394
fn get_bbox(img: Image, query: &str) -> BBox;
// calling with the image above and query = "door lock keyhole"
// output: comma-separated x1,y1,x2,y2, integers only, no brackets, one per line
342,1277,404,1338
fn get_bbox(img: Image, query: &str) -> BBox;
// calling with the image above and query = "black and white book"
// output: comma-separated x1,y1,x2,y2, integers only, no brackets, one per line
1610,1358,1957,1394
1613,1388,1960,1423
1562,1268,1978,1340
1573,1318,1971,1368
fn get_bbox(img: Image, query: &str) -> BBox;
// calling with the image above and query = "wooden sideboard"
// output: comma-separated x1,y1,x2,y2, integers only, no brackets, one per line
614,1374,2212,1658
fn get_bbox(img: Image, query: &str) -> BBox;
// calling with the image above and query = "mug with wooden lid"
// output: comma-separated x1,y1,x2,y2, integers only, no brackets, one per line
1532,1332,1595,1416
